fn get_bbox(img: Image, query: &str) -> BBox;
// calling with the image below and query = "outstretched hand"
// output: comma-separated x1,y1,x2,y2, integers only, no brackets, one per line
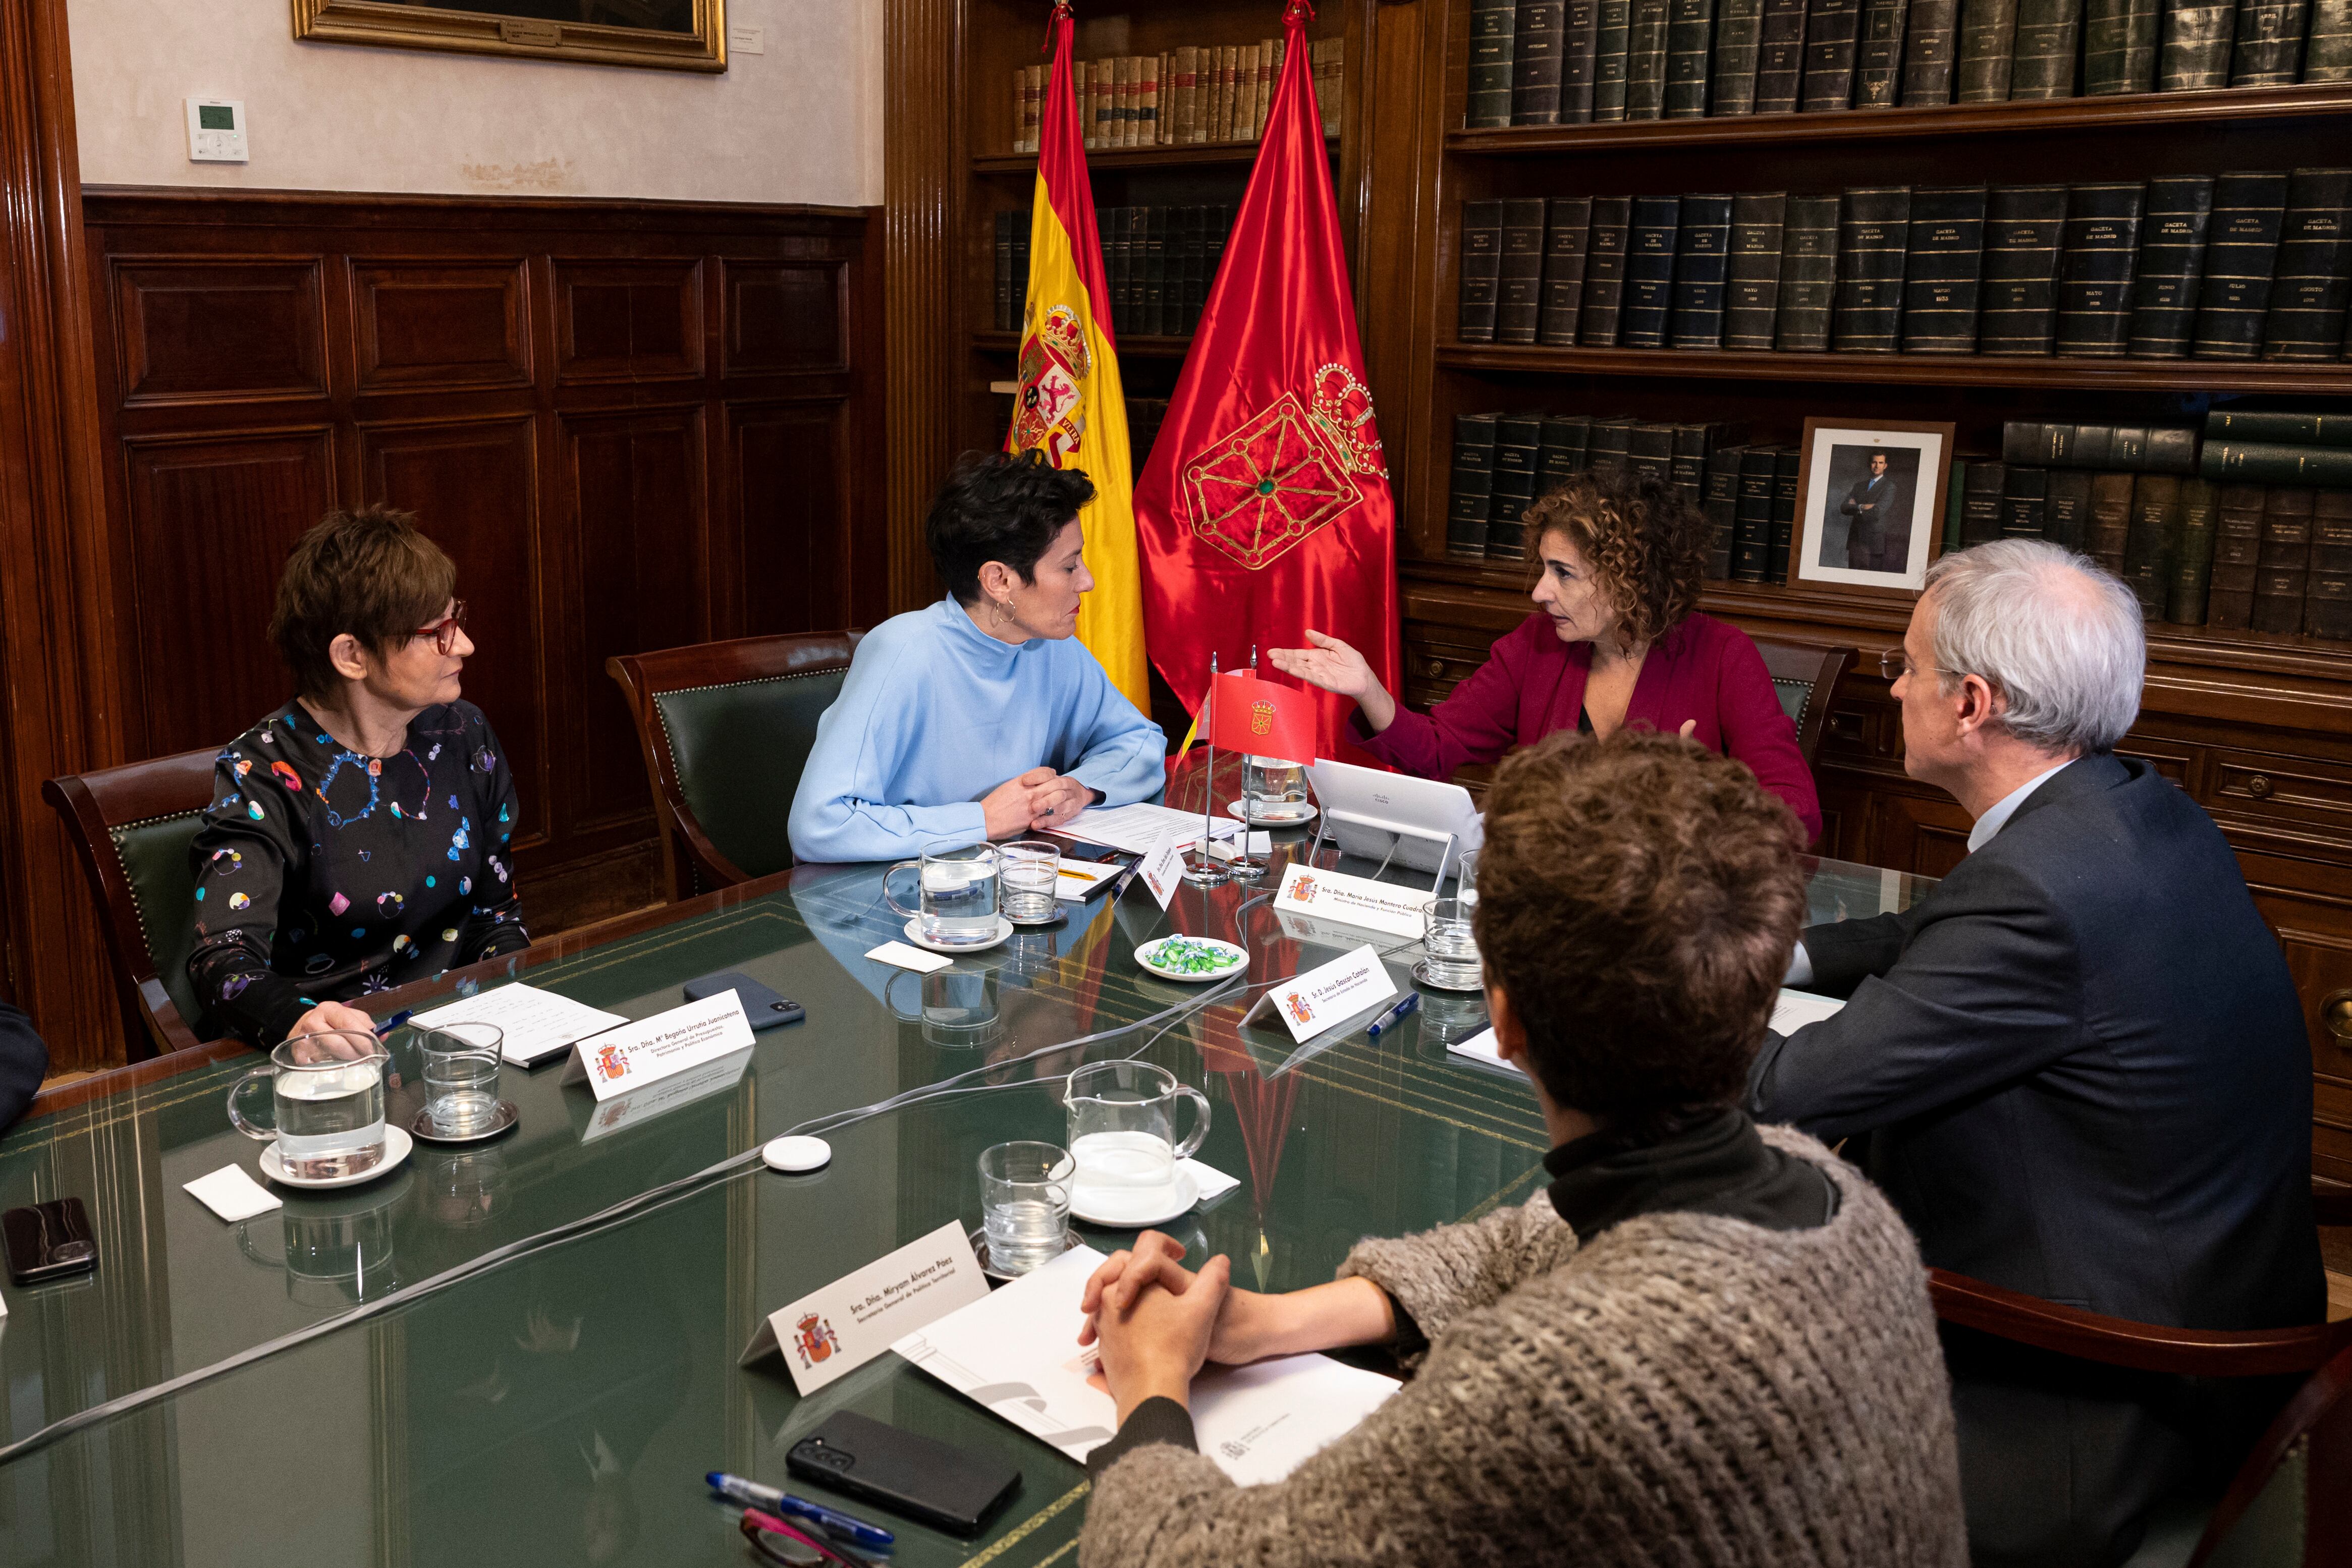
1267,631,1397,733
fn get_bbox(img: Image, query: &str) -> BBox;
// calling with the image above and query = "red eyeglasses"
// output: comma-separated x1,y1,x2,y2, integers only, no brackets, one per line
411,600,468,655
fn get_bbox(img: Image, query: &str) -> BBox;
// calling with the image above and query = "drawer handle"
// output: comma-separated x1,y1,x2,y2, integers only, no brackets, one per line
2325,990,2352,1052
2246,774,2274,800
1422,658,1447,679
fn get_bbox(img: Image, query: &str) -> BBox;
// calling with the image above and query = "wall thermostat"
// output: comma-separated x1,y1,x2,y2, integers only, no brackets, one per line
185,98,248,163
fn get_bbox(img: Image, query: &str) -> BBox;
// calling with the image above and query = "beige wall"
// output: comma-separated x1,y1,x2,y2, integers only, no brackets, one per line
67,0,884,206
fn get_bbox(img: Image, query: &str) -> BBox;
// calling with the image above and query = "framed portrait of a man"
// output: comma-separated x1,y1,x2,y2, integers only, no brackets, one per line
1791,418,1955,600
294,0,725,72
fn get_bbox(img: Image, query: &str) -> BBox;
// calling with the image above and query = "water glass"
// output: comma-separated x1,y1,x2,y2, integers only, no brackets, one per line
418,1021,505,1135
226,1031,390,1181
1001,839,1061,923
1064,1060,1211,1222
883,841,1002,946
1241,754,1311,822
977,1141,1075,1275
1455,848,1480,908
1420,896,1483,990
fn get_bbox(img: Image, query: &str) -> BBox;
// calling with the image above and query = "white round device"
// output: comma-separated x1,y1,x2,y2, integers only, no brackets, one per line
762,1135,832,1173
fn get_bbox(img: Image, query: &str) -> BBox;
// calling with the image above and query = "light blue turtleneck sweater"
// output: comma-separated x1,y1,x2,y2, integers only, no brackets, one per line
787,597,1167,863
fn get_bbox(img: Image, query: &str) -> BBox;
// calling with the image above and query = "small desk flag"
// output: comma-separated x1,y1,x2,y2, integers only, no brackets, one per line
1207,670,1317,767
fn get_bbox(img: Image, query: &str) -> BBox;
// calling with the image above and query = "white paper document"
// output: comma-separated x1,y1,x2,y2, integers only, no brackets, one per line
1064,802,1238,856
894,1246,1398,1485
185,1164,282,1221
1444,1026,1514,1073
412,982,629,1068
559,991,757,1102
1055,860,1121,900
1240,943,1398,1043
864,939,952,974
1770,988,1848,1034
743,1220,991,1393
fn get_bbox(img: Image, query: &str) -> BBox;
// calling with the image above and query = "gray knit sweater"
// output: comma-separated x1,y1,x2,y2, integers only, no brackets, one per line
1079,1127,1965,1566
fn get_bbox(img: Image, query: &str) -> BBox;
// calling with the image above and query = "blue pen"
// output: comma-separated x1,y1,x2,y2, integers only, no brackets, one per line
707,1473,895,1551
372,1009,414,1038
1364,992,1420,1040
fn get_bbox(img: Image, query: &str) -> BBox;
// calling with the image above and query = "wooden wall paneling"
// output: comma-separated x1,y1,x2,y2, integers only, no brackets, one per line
108,257,329,406
563,405,709,831
350,258,531,394
722,258,848,377
884,0,960,616
730,401,851,640
0,0,127,1070
359,415,548,852
554,259,704,384
1354,0,1439,559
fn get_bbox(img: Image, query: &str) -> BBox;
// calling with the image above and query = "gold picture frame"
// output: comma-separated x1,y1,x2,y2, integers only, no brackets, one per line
293,0,726,73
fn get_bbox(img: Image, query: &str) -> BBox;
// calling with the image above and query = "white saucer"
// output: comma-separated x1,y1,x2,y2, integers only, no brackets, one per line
902,916,1014,955
1134,936,1249,982
1224,800,1318,827
259,1125,414,1190
1069,1165,1201,1228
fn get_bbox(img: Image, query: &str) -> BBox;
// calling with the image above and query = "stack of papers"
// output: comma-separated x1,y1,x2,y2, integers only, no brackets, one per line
893,1246,1397,1485
1062,802,1239,856
411,983,629,1067
1445,989,1847,1074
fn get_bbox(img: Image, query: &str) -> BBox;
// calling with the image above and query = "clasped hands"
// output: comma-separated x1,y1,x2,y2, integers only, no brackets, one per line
1076,1232,1238,1421
981,765,1094,838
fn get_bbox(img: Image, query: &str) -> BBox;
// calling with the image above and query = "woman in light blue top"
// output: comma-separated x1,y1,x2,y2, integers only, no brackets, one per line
787,452,1166,864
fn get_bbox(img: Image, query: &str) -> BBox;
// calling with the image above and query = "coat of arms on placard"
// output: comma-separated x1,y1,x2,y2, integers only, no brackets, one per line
794,1314,841,1368
1009,304,1093,469
1288,875,1319,903
1182,365,1388,571
1285,992,1317,1027
592,1042,630,1083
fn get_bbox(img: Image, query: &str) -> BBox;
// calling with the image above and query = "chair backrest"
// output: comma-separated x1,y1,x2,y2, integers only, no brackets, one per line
42,748,221,1061
606,631,864,902
1749,637,1857,768
2190,1341,2352,1567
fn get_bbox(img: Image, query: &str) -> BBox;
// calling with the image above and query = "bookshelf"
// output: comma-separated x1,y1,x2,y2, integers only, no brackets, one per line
889,0,2352,1178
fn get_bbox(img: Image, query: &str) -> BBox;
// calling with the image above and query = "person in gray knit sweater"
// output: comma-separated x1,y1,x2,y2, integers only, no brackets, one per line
1074,730,1967,1566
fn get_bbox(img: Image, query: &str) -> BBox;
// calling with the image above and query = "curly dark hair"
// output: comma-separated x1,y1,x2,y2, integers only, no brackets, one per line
925,450,1097,606
1473,729,1806,1128
1519,465,1710,650
269,505,457,701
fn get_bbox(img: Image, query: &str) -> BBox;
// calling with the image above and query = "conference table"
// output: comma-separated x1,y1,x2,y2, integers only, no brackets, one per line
0,770,1934,1568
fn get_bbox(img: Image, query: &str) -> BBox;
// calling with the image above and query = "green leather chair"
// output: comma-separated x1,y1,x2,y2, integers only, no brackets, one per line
1749,636,1856,768
43,748,223,1061
607,631,865,902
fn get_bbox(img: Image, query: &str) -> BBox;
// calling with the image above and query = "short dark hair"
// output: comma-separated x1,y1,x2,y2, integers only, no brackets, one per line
1870,449,1891,463
1473,729,1806,1128
925,450,1096,605
268,506,456,700
1521,465,1709,650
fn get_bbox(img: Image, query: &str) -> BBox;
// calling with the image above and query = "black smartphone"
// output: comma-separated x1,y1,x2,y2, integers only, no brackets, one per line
682,970,804,1030
3,1197,96,1285
786,1411,1021,1535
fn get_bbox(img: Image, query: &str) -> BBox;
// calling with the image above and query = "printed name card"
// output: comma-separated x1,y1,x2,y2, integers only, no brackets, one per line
1272,861,1434,941
740,1220,992,1393
560,990,756,1103
1135,827,1185,910
1241,942,1399,1043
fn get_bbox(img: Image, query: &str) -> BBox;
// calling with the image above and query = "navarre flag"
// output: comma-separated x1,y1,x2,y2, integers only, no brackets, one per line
1134,0,1398,764
1207,670,1317,767
1006,0,1150,711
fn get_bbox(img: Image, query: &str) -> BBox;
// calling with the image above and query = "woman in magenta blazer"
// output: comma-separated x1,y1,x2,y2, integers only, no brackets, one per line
1272,467,1823,842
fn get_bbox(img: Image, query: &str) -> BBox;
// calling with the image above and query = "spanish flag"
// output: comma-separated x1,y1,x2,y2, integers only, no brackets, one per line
1005,0,1149,712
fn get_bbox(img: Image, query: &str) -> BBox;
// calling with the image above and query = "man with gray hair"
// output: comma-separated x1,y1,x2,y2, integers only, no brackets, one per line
1752,538,2323,1568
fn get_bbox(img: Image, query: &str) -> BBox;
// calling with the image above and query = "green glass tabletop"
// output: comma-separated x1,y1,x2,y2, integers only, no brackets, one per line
0,764,1934,1567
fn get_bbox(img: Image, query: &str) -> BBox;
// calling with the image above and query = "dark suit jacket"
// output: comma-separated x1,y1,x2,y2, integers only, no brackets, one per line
1840,473,1904,568
0,998,47,1134
1752,753,2323,1333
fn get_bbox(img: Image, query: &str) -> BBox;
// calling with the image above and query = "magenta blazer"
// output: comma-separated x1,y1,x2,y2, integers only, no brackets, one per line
1350,610,1823,841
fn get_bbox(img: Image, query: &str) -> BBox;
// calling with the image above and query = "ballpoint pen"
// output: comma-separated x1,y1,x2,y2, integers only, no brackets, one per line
372,1009,414,1038
1364,992,1420,1040
708,1474,895,1551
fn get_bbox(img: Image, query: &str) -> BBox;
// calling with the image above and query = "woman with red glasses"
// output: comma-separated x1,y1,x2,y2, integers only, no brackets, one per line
186,505,528,1046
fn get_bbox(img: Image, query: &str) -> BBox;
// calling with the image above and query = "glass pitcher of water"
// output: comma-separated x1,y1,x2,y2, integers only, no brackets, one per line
883,841,1002,946
1063,1060,1211,1223
226,1031,391,1181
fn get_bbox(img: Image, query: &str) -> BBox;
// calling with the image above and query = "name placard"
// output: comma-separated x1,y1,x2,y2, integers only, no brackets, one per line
561,990,756,1103
1240,942,1399,1043
1272,861,1434,941
740,1220,991,1393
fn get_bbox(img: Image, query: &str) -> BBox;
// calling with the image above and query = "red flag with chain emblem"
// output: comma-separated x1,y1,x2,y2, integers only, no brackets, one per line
1132,1,1397,764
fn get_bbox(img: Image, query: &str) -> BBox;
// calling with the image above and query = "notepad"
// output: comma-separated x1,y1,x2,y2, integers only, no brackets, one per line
1769,988,1847,1033
1062,802,1239,856
412,982,629,1068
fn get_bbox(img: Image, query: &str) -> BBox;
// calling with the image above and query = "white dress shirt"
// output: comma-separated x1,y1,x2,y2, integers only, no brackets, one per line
1784,759,2076,988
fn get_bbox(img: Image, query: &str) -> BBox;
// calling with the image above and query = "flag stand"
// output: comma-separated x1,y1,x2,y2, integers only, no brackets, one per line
1183,652,1231,887
1224,644,1271,882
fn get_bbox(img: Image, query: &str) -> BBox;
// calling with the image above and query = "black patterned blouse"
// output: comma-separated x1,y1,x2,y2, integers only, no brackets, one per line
187,700,529,1044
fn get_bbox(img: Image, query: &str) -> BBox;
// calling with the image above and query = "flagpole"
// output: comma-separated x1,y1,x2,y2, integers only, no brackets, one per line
1185,651,1231,887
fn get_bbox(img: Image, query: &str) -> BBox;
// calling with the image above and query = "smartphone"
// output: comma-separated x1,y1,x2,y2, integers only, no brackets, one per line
682,970,804,1030
3,1198,97,1285
786,1411,1021,1535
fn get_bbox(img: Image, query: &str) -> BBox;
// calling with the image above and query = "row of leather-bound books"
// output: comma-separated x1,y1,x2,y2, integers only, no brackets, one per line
1457,169,2352,360
992,206,1236,338
1008,38,1345,154
1466,0,2351,127
1447,407,2351,636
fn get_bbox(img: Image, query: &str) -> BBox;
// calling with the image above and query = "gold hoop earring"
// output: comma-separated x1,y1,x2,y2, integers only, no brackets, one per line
992,599,1013,626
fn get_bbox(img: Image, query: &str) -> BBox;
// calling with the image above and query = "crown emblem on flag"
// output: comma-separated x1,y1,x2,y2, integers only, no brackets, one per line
1250,700,1275,735
1307,364,1387,478
1011,304,1095,468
